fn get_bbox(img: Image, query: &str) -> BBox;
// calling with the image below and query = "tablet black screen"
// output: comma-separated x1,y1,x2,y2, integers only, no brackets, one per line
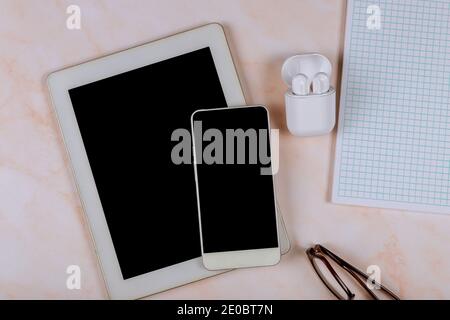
68,47,228,280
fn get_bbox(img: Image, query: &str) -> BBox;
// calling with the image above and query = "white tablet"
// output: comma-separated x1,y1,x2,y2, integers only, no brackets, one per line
48,23,289,299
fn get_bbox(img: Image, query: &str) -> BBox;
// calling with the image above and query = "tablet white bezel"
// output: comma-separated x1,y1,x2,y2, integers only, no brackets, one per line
47,24,246,299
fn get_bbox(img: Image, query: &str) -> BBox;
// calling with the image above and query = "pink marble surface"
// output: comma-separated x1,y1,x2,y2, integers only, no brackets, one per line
1,0,450,299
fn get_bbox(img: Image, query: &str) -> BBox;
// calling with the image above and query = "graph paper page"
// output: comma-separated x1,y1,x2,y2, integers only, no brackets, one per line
333,0,450,214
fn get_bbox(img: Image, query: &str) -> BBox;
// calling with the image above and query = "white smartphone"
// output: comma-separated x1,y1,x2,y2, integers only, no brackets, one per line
191,106,281,270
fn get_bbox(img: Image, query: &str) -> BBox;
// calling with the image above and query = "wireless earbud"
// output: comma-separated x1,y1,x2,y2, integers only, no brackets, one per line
292,73,309,95
311,72,330,95
282,53,336,137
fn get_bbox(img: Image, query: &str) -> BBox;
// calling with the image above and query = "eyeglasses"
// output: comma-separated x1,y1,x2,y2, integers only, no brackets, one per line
306,244,400,300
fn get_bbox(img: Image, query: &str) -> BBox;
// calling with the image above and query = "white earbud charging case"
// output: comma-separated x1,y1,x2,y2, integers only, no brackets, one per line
285,88,336,137
282,54,336,137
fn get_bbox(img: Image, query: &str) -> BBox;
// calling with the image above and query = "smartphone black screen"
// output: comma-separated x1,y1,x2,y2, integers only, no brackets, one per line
192,106,279,253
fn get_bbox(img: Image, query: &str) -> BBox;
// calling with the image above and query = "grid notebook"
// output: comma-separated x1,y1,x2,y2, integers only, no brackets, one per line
333,0,450,214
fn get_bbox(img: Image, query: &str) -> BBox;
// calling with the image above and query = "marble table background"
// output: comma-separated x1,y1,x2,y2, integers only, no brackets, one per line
1,0,450,299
